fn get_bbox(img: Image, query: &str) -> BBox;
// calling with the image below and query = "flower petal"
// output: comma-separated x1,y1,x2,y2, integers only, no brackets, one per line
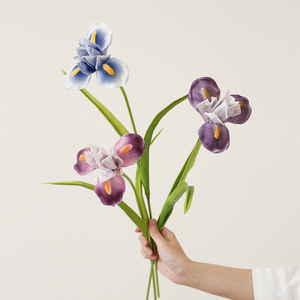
64,65,91,90
226,95,252,124
95,58,129,89
74,147,96,175
113,134,145,167
198,122,230,153
188,77,221,113
94,172,125,206
84,22,112,55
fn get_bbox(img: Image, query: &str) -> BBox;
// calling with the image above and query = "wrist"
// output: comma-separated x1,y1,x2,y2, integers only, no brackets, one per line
174,258,199,286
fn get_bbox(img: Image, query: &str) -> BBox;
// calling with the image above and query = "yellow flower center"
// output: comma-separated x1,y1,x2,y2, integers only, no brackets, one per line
104,181,111,195
202,88,211,100
121,145,132,155
214,125,221,139
103,64,115,76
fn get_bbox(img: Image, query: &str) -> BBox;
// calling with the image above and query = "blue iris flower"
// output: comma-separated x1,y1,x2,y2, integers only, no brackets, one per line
64,22,129,90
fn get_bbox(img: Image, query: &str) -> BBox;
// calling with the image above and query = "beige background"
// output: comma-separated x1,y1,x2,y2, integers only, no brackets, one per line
1,0,300,299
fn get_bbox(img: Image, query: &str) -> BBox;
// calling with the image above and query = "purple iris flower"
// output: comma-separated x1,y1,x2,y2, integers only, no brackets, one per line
188,77,252,153
64,22,129,90
74,134,145,206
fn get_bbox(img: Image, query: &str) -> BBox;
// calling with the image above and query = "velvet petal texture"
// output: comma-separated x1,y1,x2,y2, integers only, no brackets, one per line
94,172,126,206
226,95,252,124
84,22,112,55
112,133,145,167
74,147,96,175
198,122,230,154
95,58,129,89
64,65,91,90
188,77,221,112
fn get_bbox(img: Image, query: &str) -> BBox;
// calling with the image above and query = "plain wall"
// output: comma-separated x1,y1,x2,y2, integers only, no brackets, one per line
1,0,300,299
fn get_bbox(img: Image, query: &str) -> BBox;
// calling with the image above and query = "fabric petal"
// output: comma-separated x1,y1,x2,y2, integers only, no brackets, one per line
94,172,125,206
96,170,116,183
101,156,117,170
64,65,91,90
95,58,129,89
85,22,112,55
198,122,230,153
113,134,145,167
74,147,96,175
226,95,252,124
77,60,95,75
188,77,221,113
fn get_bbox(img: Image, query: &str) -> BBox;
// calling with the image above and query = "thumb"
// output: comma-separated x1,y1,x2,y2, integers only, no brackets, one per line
148,219,165,247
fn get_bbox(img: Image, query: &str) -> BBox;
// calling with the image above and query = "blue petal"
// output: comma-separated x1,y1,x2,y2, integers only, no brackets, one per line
85,22,112,55
76,46,89,58
77,61,95,75
95,58,129,89
95,55,111,70
64,65,91,90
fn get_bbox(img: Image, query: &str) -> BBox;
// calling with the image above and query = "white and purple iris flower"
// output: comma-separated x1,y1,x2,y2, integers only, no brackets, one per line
74,134,145,206
64,22,129,90
188,77,252,153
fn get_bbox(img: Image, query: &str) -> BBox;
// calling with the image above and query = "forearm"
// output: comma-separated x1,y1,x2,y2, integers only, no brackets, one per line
177,260,254,300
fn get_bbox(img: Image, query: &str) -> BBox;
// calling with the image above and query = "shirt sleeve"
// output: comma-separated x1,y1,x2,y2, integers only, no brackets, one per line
252,267,300,300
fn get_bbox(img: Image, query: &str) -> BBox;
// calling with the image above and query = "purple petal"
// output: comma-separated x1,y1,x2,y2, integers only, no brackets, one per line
113,134,145,167
74,147,96,175
226,95,252,124
94,172,125,206
198,122,230,153
188,77,221,112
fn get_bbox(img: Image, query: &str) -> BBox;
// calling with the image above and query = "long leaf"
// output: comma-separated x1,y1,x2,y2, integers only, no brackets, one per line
45,181,149,239
62,70,128,137
140,94,188,200
157,181,191,232
169,139,201,195
80,89,129,136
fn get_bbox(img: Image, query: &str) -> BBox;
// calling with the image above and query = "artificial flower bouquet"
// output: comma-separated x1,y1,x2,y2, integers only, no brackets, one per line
47,22,252,299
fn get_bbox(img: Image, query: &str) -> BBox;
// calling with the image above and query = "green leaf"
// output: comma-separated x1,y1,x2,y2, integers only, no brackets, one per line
44,181,149,239
169,139,201,195
62,70,129,137
118,201,149,240
44,181,95,190
80,89,129,137
157,181,191,232
150,127,164,145
140,94,188,200
184,186,194,214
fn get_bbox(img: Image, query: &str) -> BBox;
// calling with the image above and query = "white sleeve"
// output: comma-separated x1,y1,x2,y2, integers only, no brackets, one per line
252,267,300,300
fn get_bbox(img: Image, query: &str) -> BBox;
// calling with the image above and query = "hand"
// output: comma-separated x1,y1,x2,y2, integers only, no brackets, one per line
136,219,190,284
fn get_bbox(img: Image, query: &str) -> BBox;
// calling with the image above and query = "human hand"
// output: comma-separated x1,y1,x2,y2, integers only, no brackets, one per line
136,219,190,284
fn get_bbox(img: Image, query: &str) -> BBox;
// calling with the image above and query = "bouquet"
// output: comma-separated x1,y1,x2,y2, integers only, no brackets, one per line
46,22,252,299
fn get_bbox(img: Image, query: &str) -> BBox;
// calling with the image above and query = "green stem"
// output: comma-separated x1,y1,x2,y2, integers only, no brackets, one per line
146,262,153,300
123,172,149,223
151,260,157,300
120,86,137,134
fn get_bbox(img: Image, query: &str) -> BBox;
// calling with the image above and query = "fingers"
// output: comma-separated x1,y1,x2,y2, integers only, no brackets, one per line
141,246,156,260
138,233,149,247
148,219,167,247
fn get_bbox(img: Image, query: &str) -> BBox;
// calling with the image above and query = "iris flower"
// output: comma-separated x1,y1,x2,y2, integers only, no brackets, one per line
188,77,252,153
64,22,129,90
74,134,145,206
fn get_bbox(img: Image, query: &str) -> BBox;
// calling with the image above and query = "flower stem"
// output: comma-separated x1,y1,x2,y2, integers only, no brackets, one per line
146,261,153,300
120,86,137,134
151,260,157,300
123,172,149,222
